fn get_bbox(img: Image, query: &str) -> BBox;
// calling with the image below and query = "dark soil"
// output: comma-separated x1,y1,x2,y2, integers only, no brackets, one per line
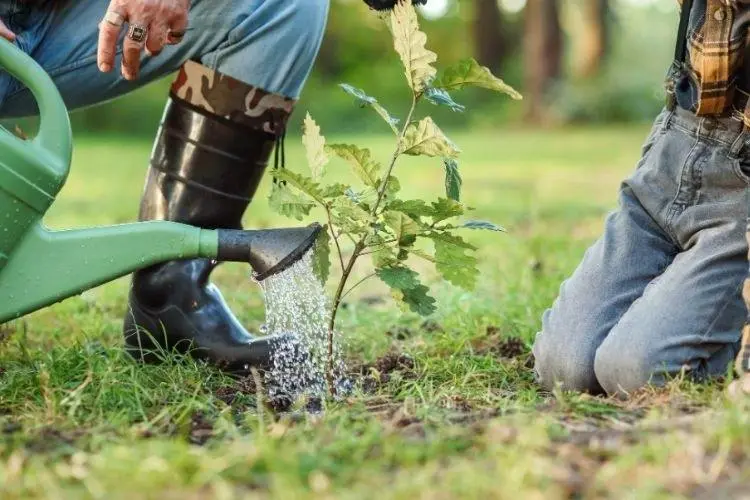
188,412,214,445
385,321,445,340
354,352,418,393
473,326,532,367
26,427,86,453
214,376,259,406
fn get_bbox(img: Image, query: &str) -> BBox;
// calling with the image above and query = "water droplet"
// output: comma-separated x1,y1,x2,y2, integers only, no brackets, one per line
256,250,348,408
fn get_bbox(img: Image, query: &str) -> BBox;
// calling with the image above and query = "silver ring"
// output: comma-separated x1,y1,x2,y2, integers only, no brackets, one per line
127,23,148,44
103,11,124,27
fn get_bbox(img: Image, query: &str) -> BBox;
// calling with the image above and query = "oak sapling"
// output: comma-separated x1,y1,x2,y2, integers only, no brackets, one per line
268,0,521,394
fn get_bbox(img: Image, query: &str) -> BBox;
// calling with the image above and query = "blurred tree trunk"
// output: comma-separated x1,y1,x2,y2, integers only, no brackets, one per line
575,0,609,78
523,0,563,123
473,0,505,73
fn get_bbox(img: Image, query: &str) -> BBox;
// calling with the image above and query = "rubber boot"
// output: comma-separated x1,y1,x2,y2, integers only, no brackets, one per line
124,61,295,374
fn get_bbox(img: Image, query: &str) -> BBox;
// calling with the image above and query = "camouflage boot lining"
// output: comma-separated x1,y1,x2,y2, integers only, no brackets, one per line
170,60,295,137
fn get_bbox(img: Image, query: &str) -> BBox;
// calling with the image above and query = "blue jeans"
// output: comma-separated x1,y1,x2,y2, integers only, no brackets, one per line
0,0,329,116
533,107,750,395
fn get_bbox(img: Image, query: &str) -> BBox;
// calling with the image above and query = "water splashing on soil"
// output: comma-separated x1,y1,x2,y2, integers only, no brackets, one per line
255,251,347,409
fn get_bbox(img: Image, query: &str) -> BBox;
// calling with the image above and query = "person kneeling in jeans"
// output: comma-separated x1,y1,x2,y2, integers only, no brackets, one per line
533,0,750,396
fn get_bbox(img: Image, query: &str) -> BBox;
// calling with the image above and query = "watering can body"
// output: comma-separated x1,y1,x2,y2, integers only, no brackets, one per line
0,39,320,324
0,37,71,270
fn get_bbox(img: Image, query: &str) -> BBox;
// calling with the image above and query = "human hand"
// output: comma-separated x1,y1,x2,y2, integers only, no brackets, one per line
0,18,16,42
97,0,189,81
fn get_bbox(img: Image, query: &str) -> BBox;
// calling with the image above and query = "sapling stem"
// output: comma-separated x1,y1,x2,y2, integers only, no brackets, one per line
325,204,345,272
325,93,419,395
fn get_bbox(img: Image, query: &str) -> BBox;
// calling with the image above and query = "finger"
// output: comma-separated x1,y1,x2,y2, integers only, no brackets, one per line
122,21,148,80
97,10,124,72
0,20,16,41
145,19,167,56
166,11,188,45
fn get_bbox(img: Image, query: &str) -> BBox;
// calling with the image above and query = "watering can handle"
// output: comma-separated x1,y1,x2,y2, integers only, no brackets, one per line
0,38,72,173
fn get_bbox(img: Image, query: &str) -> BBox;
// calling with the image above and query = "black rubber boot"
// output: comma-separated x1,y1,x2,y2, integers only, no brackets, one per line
124,96,281,374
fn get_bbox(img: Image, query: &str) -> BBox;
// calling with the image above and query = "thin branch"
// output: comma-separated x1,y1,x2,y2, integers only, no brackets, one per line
340,272,377,301
326,240,365,393
325,204,345,272
371,94,418,217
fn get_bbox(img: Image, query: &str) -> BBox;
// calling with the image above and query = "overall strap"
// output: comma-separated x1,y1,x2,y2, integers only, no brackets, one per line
666,0,694,110
674,0,693,64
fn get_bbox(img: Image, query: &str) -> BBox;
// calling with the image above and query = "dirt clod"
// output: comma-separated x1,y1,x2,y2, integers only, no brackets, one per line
444,394,474,413
188,412,214,446
496,337,527,359
26,427,83,453
354,352,418,393
474,327,529,360
214,376,259,406
374,353,415,373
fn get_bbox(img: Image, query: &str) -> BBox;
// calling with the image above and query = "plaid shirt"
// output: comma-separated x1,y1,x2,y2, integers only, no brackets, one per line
672,0,750,120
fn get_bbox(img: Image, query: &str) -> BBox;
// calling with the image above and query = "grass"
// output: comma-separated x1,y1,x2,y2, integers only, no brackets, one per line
2,125,750,498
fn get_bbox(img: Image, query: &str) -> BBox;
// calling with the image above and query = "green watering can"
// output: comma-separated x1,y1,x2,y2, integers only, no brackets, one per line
0,38,320,324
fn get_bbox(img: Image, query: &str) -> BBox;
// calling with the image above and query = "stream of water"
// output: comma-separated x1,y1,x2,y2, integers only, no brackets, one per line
255,251,347,408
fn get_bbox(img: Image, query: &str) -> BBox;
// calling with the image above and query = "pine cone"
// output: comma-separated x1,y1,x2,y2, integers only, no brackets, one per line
363,0,428,11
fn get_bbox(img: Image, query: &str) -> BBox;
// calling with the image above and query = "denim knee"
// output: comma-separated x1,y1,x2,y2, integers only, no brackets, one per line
276,0,330,45
202,0,330,97
532,330,602,393
594,340,657,396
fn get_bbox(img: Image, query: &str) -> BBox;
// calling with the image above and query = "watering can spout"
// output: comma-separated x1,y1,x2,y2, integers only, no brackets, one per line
217,223,323,281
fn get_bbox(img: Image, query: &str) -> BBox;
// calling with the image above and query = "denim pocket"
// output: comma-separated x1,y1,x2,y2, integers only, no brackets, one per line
732,155,750,184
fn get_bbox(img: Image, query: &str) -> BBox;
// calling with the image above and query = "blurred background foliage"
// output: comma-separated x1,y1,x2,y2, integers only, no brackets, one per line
62,0,678,137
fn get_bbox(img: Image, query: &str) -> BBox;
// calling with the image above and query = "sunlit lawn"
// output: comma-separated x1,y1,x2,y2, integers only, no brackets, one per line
2,125,749,498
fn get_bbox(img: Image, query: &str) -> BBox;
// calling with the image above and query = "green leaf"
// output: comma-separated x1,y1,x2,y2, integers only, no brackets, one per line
330,196,372,235
271,169,325,204
367,233,399,268
462,220,506,232
382,176,401,198
443,158,462,202
387,199,434,218
371,103,401,135
409,247,436,263
390,0,437,94
429,232,478,290
339,83,400,134
327,144,382,187
401,117,460,158
320,183,348,198
424,87,465,112
433,58,522,100
376,266,437,316
339,83,377,105
430,198,464,223
268,183,314,221
312,226,331,284
384,211,419,247
302,113,328,180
